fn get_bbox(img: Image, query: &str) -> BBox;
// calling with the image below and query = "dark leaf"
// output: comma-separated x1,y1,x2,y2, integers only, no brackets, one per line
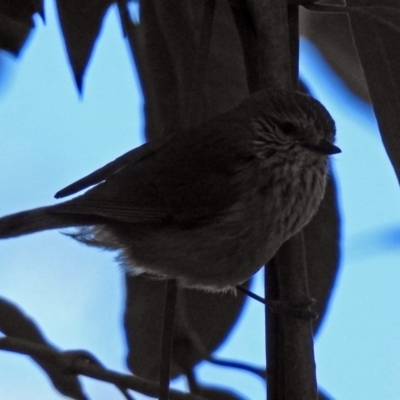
130,0,195,139
123,276,250,380
173,281,251,377
55,0,114,92
122,0,250,381
304,173,341,335
348,6,400,186
0,0,43,55
122,0,247,140
194,0,247,121
299,8,370,101
123,277,166,380
0,297,87,400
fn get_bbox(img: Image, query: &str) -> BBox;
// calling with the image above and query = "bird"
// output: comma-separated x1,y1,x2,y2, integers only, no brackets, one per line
0,90,340,292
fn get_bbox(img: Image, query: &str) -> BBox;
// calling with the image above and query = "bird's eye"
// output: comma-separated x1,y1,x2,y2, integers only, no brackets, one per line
280,121,296,136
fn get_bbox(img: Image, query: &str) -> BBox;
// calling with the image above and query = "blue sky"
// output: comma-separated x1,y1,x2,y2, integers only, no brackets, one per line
0,2,399,399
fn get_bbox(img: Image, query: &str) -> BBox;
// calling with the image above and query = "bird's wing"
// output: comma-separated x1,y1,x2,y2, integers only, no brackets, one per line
54,143,155,199
54,157,171,223
53,117,257,225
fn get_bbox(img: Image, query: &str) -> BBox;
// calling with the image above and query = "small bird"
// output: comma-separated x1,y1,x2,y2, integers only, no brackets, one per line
0,90,339,292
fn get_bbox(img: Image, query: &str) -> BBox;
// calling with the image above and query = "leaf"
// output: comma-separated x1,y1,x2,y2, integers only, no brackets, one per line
55,0,114,92
123,276,250,380
303,173,341,335
0,0,43,55
300,7,370,101
174,281,251,376
122,0,247,140
122,0,250,380
0,297,87,400
348,5,400,186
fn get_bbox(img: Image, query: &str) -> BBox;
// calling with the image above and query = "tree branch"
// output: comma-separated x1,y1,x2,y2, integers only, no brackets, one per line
159,280,178,400
0,337,206,400
229,0,318,399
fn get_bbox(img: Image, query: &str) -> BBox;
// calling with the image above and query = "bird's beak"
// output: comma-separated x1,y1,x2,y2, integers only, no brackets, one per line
305,139,341,155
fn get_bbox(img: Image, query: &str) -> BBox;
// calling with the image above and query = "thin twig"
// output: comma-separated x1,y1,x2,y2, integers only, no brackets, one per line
236,285,266,305
159,280,178,400
206,355,266,380
0,337,205,400
118,387,136,400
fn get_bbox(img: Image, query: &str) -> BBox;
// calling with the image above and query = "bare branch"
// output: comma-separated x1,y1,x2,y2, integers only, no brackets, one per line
0,337,206,400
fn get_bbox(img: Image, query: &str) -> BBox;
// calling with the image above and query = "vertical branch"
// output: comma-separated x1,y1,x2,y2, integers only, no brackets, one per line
159,280,178,400
274,5,318,399
265,261,284,399
275,234,317,399
229,1,318,399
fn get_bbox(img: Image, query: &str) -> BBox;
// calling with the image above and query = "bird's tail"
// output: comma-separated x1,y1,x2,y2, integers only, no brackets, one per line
0,206,96,239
